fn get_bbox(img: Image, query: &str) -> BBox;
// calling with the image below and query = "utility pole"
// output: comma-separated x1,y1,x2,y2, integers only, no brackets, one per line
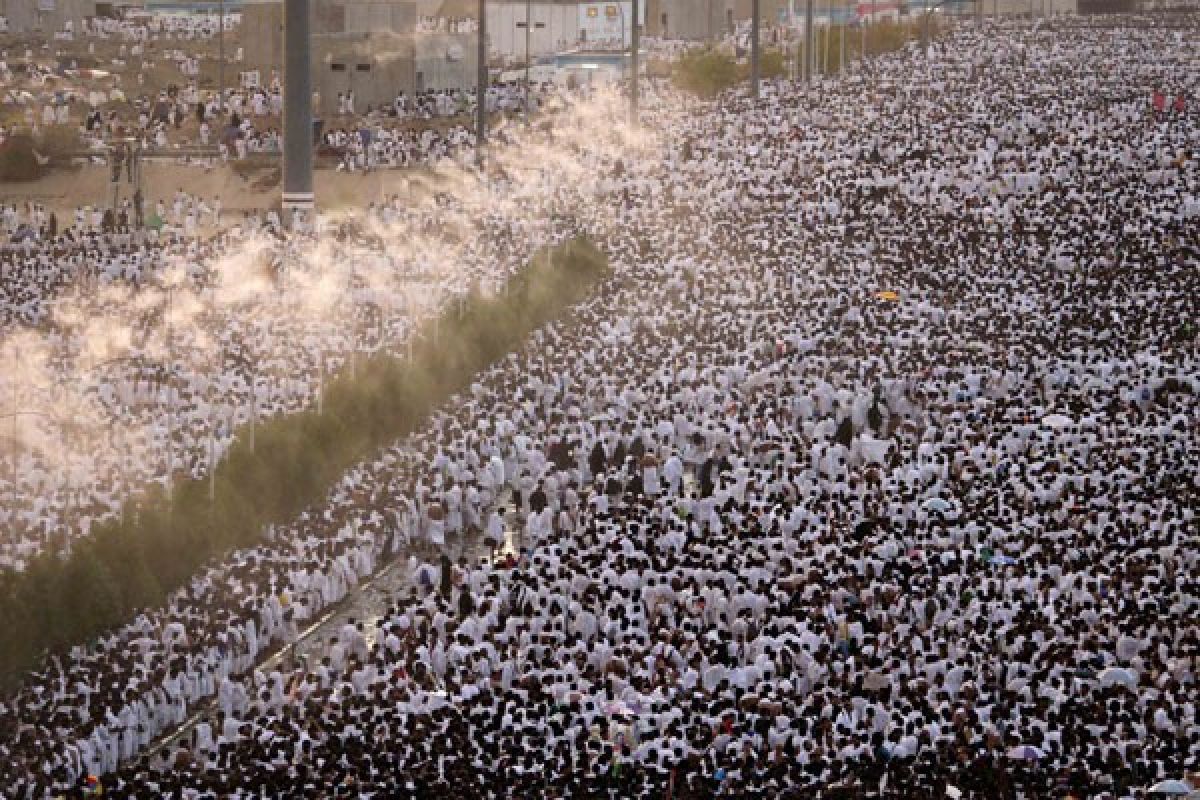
788,0,796,79
751,0,761,99
164,283,174,496
524,0,531,119
822,0,829,74
871,0,877,55
628,0,638,122
476,0,486,167
839,15,844,73
515,0,544,124
9,346,17,530
218,0,225,115
282,0,314,223
804,0,814,82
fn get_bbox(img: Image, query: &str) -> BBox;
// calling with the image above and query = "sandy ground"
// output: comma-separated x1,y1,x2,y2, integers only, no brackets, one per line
0,161,424,218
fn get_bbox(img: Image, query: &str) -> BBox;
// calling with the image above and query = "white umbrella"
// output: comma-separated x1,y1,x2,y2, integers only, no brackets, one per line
1147,780,1193,795
1042,413,1073,429
1098,666,1138,689
1006,745,1044,760
923,497,953,513
946,788,963,799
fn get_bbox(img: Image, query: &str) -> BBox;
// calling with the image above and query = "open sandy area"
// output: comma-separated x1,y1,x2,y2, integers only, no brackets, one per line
0,161,421,218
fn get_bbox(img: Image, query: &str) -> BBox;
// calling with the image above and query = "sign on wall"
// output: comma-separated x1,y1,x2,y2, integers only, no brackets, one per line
577,2,643,48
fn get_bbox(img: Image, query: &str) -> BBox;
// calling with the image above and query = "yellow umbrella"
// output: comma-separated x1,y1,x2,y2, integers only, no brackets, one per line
876,290,899,301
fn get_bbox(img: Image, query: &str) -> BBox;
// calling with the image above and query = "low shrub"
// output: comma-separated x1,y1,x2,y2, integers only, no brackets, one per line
673,48,741,98
35,124,83,164
0,133,42,182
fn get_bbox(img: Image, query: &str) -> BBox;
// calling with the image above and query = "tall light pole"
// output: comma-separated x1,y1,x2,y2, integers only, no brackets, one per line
516,0,545,124
476,0,487,167
860,3,865,64
821,0,829,75
283,0,314,224
8,346,17,530
163,282,175,494
871,0,877,55
839,11,844,73
751,0,761,99
218,0,225,115
804,0,814,82
630,0,640,123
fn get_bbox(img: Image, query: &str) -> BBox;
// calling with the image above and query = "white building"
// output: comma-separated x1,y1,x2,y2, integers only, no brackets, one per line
485,1,644,63
0,0,95,34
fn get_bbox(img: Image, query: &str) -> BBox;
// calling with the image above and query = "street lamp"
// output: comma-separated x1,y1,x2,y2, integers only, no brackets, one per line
0,403,79,550
515,0,545,124
476,0,487,168
751,0,761,99
218,0,226,115
803,0,814,82
921,0,953,50
87,352,178,506
630,0,639,123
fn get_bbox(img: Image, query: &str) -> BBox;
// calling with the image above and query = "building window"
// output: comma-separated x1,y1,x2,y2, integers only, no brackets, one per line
331,63,347,71
356,64,371,72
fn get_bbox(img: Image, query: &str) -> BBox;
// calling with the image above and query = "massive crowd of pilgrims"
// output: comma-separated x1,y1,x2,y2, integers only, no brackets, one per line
0,14,1198,800
1,5,592,168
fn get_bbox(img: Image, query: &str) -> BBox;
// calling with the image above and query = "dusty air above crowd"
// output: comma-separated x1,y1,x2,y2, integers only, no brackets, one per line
0,5,1197,800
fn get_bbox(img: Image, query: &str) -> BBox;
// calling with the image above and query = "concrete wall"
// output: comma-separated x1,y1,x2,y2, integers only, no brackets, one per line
485,1,581,61
308,32,475,115
1,0,96,33
413,32,476,90
484,1,653,60
642,0,1079,33
312,0,345,34
644,0,737,39
980,0,1076,13
315,34,408,114
343,0,416,34
643,0,783,36
242,0,285,69
244,0,474,117
246,0,417,41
